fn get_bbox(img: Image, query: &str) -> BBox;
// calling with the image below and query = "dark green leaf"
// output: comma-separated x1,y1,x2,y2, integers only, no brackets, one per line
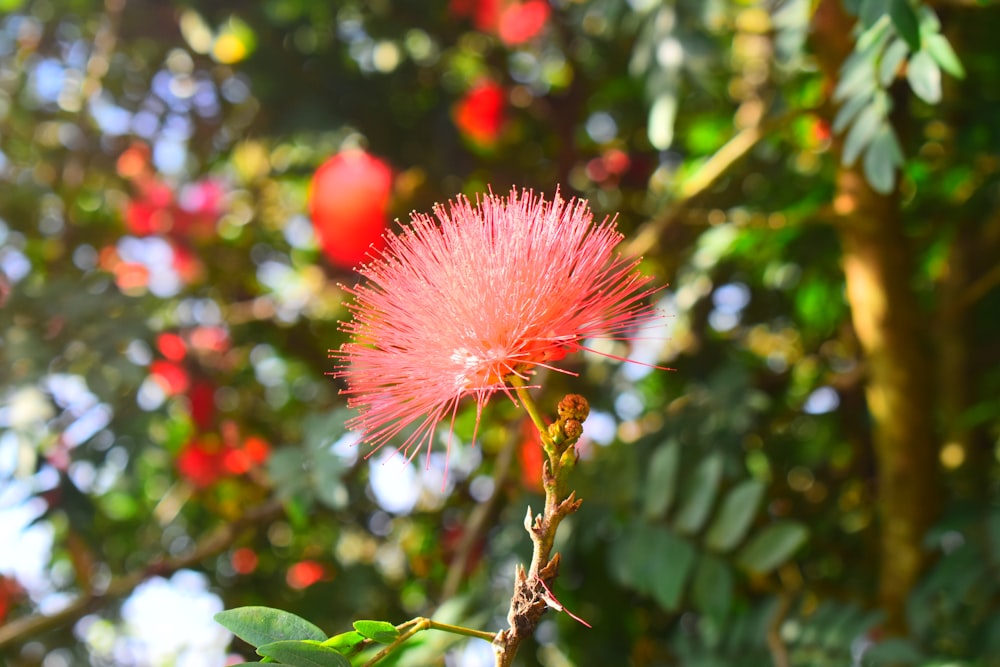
643,439,681,519
352,620,399,644
673,453,723,534
863,638,924,665
257,641,351,667
888,0,920,51
906,50,941,103
858,0,888,27
692,555,733,627
924,33,964,79
737,521,808,574
649,529,697,611
215,607,326,648
705,479,765,553
321,631,365,652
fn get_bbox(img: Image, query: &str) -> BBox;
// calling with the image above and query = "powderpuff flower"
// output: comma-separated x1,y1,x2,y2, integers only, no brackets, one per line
333,188,661,471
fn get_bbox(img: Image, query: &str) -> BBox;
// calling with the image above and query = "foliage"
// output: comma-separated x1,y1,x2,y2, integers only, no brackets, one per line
1,0,998,666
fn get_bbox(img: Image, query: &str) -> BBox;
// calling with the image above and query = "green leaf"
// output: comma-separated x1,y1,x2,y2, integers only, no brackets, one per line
643,439,681,519
877,38,908,86
888,0,920,51
858,0,888,29
705,479,765,553
906,50,941,103
692,555,733,627
842,102,883,166
649,528,697,611
924,33,964,79
737,521,808,574
215,607,326,648
321,631,365,652
257,640,350,667
864,125,903,194
352,620,400,644
673,453,723,534
833,50,877,102
833,93,871,134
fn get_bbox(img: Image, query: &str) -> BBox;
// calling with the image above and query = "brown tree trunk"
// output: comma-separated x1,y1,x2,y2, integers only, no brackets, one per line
834,170,940,632
812,0,942,634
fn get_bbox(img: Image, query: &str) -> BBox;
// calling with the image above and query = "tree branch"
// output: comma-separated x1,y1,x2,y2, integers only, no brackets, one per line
0,501,283,652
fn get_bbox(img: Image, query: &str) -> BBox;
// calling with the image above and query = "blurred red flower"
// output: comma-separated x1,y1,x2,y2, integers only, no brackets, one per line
231,547,259,575
286,560,328,589
449,0,502,32
455,81,507,148
498,0,550,46
177,437,225,488
450,0,549,45
150,360,190,395
309,150,393,269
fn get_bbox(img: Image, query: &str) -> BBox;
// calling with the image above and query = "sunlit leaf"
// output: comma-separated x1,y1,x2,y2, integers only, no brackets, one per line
842,103,883,166
215,607,327,648
864,125,903,194
906,50,941,103
924,33,965,79
352,620,399,644
322,631,365,652
878,38,908,86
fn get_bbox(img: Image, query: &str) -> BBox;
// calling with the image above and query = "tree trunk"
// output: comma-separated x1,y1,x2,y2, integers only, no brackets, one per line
812,0,942,634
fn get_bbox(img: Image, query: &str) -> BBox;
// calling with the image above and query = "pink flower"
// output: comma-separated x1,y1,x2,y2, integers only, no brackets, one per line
333,189,661,471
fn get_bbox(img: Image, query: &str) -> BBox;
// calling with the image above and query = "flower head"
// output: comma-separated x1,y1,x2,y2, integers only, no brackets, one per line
333,188,661,469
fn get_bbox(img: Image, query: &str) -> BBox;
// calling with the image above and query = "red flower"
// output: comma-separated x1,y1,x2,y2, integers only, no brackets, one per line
498,0,550,46
157,333,187,362
450,0,502,32
221,436,270,475
188,380,216,430
334,189,661,472
455,81,507,148
286,560,328,589
150,360,190,395
177,437,225,488
231,547,259,575
309,150,394,270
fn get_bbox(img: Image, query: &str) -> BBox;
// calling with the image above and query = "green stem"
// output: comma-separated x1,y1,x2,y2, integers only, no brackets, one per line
508,375,552,448
361,618,495,666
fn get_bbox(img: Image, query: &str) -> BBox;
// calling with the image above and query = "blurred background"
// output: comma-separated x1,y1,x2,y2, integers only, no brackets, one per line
0,0,998,665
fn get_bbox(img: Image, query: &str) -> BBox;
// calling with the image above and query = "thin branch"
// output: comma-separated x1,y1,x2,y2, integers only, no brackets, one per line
625,109,803,258
0,501,283,651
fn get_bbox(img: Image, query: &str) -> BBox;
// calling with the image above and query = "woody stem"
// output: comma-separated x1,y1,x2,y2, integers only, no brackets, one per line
492,384,587,667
